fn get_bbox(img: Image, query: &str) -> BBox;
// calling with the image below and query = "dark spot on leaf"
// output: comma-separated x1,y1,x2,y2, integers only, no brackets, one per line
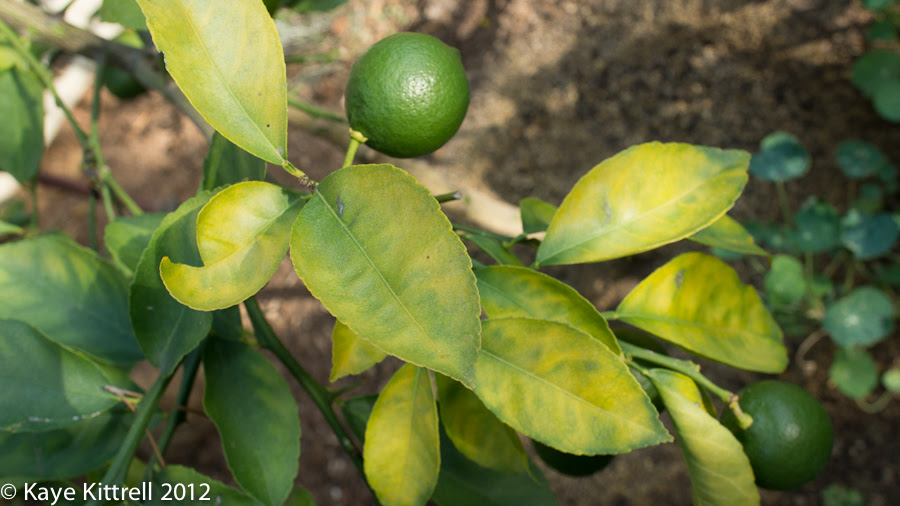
336,196,344,217
674,269,685,289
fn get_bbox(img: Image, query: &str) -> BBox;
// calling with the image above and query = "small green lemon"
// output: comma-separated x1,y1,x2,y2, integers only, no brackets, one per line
721,380,833,490
344,32,469,158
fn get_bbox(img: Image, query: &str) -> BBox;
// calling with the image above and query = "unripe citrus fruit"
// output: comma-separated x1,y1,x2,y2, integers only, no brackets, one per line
531,439,614,477
344,32,469,158
721,380,833,490
103,31,147,100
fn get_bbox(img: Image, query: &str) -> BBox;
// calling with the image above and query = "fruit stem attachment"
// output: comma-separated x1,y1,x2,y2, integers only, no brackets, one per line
728,393,755,430
283,160,317,189
343,128,368,168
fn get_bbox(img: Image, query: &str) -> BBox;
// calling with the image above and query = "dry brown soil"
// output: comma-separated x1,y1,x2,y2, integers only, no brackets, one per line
26,0,900,505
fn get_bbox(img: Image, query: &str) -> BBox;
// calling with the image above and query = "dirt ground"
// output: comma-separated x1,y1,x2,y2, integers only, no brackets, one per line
26,0,900,505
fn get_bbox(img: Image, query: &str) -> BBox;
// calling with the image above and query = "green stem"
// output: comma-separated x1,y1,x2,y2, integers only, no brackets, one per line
619,340,753,428
142,346,204,482
282,160,318,189
343,132,364,169
88,371,175,505
452,223,519,244
433,191,462,203
27,181,38,231
288,97,346,123
88,190,98,251
243,297,365,475
774,181,792,224
102,171,144,216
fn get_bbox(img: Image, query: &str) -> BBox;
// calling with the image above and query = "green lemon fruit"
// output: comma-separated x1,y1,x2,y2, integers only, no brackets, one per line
531,439,614,477
721,380,833,490
102,31,147,100
344,32,469,158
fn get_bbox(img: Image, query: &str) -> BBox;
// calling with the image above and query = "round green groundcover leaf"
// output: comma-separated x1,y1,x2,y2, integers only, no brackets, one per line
647,369,759,506
851,50,900,97
829,347,879,399
823,286,895,347
0,319,130,432
792,198,840,253
291,164,481,387
764,254,807,308
474,317,670,455
836,140,889,179
536,142,749,265
873,79,900,122
840,210,899,260
616,252,787,373
0,232,143,365
749,131,810,182
136,0,287,164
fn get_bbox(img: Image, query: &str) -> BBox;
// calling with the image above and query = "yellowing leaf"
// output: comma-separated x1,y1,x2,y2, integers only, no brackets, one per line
475,265,621,354
160,181,303,311
330,319,387,382
291,165,481,387
647,369,760,506
136,0,287,163
364,364,440,506
435,374,529,475
616,252,787,373
537,142,749,265
474,317,670,455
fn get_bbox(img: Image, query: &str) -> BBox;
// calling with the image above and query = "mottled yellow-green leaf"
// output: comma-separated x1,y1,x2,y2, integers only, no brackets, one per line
647,369,760,506
616,252,787,373
330,319,387,382
475,265,620,354
690,214,769,257
364,364,440,506
135,0,287,163
475,318,670,455
537,142,749,265
435,374,529,475
290,164,481,387
160,181,303,311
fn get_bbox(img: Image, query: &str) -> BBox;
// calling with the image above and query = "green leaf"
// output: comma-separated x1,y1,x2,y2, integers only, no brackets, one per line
432,425,557,506
763,254,807,308
867,20,898,42
840,210,899,259
130,192,214,376
646,369,760,506
0,233,143,365
284,486,317,506
0,68,44,183
537,142,749,265
823,286,895,347
364,363,440,506
203,338,300,506
0,220,24,236
791,198,841,253
883,368,900,393
474,265,621,354
291,164,481,387
0,319,131,431
462,234,525,266
749,131,810,182
852,50,900,97
0,409,132,479
105,213,167,277
829,347,879,399
836,140,889,179
689,214,768,257
474,317,670,454
340,394,379,442
616,252,787,373
822,484,867,506
330,318,387,382
99,0,148,30
435,374,529,475
144,465,264,506
519,197,557,235
864,0,896,10
201,131,267,192
161,181,304,311
290,0,349,13
135,0,287,164
873,79,900,122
